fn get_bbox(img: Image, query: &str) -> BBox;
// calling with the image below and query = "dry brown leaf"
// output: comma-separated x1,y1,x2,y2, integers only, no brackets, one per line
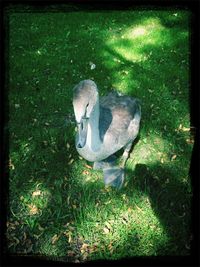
108,243,114,253
165,178,170,184
23,232,27,241
108,242,113,249
81,243,89,251
68,233,72,243
85,164,92,169
82,253,88,260
105,222,111,229
103,227,110,234
88,247,95,253
182,127,190,132
25,242,33,253
51,234,59,244
9,159,15,170
171,155,177,161
7,222,16,230
38,224,45,231
32,190,42,197
13,236,20,245
28,204,39,215
82,170,89,175
67,250,75,257
105,200,112,205
135,204,144,213
68,159,74,165
177,124,191,132
122,194,127,200
43,140,48,146
122,217,128,224
67,196,70,205
63,222,70,228
14,104,20,108
186,138,194,144
68,225,75,231
66,143,70,149
128,207,132,213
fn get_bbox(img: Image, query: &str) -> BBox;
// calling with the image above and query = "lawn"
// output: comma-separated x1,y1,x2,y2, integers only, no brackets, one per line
6,5,193,262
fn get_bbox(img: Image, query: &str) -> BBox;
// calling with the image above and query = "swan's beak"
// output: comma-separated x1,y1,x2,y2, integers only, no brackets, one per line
77,117,89,148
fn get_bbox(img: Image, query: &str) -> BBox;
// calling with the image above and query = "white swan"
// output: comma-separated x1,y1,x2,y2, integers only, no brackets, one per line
73,80,141,189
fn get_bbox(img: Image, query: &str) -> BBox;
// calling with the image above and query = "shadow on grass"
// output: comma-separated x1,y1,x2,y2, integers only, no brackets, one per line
124,162,191,256
7,124,80,257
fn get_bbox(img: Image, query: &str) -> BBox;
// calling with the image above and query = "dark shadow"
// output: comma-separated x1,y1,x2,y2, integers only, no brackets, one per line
124,163,192,256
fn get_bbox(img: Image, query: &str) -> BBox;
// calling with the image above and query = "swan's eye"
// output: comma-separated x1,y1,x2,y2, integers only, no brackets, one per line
84,103,90,118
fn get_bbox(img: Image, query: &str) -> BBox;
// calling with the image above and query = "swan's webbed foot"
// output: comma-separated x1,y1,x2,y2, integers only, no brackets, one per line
103,167,125,189
93,155,116,170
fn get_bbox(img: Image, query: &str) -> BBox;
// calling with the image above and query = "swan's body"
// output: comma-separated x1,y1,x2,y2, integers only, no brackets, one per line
73,80,141,188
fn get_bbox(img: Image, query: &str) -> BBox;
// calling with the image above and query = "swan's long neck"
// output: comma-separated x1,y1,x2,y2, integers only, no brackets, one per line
87,99,102,152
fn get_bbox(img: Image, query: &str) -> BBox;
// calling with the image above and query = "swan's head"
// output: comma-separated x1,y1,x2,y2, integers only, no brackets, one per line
73,80,99,148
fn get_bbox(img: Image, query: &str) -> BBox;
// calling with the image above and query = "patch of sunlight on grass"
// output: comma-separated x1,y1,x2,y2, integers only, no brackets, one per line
74,193,169,258
102,17,171,93
111,71,140,94
128,134,171,167
104,17,166,65
127,18,164,40
130,26,147,37
115,48,147,63
133,195,169,251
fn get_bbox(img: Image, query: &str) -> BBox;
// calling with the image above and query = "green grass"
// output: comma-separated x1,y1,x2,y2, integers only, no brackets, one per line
6,6,193,262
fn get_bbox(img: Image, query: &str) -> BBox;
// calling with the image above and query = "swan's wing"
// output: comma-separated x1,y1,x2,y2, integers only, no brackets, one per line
100,94,141,147
126,97,141,141
99,106,113,142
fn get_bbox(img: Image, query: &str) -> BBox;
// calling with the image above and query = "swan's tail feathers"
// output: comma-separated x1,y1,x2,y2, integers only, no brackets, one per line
103,167,125,189
93,155,117,170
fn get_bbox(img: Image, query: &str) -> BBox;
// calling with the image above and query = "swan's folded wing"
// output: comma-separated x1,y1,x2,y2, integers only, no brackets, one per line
99,106,113,142
100,94,141,147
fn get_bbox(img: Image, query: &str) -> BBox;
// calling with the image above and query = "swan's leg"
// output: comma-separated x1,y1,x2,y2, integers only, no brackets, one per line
93,155,116,170
119,141,133,168
102,142,133,189
103,167,125,189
